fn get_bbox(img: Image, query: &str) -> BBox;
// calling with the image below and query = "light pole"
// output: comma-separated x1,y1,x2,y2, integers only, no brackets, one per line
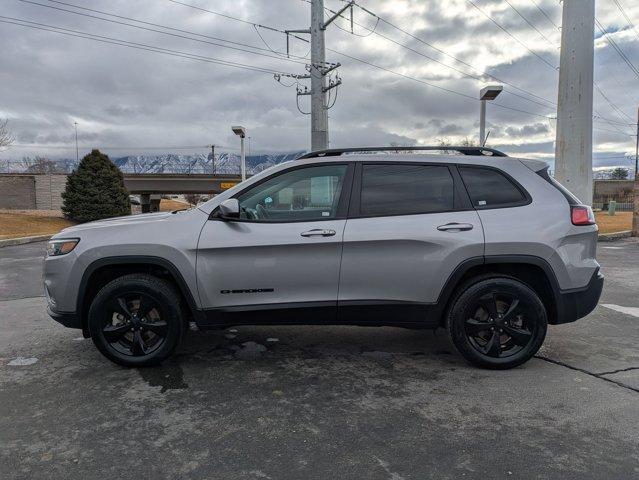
74,121,79,162
479,86,503,146
555,0,595,206
633,106,639,237
232,126,247,181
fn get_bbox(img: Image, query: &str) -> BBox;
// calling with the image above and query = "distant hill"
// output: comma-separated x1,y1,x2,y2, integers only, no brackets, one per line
1,151,306,174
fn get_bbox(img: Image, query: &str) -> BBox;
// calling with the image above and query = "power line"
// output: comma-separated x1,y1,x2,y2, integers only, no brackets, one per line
165,0,310,45
464,0,558,71
342,2,560,110
41,0,309,61
18,0,314,67
340,2,631,129
595,18,639,79
0,16,301,77
530,0,559,30
593,81,635,123
502,0,557,47
593,126,637,137
324,46,553,120
611,0,639,42
8,144,242,150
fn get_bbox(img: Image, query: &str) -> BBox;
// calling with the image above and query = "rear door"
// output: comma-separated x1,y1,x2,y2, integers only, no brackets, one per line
338,161,484,323
196,162,353,322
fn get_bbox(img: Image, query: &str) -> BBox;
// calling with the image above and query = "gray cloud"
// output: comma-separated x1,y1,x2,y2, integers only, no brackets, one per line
505,123,550,137
0,0,636,166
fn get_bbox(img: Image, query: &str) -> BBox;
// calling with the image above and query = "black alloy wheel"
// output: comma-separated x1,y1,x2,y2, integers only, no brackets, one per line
88,274,185,367
101,293,168,357
447,276,547,369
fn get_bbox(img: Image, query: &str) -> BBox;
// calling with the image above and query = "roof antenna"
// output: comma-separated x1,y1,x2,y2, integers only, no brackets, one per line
482,130,491,147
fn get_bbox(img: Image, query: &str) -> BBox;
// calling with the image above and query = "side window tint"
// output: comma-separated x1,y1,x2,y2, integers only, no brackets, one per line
459,166,526,208
360,164,455,216
236,164,347,221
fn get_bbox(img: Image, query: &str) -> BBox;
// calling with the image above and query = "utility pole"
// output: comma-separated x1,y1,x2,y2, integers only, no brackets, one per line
210,144,215,175
286,0,346,151
554,0,595,205
633,107,639,236
310,0,328,150
74,121,79,162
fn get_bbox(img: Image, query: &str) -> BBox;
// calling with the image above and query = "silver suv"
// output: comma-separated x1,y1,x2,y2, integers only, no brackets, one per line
44,146,603,369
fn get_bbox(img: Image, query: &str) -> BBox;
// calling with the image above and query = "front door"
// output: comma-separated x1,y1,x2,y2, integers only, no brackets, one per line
196,163,352,324
338,162,484,324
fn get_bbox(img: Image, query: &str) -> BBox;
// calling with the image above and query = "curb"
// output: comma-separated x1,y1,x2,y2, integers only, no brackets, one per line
598,230,632,242
0,234,52,248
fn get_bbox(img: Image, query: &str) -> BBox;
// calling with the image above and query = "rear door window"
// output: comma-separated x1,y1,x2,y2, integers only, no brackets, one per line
459,166,527,208
360,164,455,216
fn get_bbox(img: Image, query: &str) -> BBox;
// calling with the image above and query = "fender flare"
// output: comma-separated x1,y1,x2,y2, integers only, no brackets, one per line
76,255,201,322
432,255,563,323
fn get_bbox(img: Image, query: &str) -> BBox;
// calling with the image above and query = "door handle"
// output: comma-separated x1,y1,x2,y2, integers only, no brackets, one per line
301,229,336,237
437,223,474,232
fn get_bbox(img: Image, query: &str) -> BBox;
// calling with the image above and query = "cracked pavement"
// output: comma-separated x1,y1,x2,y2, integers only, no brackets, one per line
1,240,638,479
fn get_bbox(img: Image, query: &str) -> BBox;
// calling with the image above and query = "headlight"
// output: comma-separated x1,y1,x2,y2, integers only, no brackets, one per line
46,238,80,256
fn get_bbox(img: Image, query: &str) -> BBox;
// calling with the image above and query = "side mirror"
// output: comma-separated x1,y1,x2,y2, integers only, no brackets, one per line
218,198,240,219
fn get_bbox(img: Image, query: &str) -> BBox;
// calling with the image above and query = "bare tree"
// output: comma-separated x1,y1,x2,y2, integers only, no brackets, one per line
436,137,478,154
22,156,66,174
184,194,202,206
0,118,14,149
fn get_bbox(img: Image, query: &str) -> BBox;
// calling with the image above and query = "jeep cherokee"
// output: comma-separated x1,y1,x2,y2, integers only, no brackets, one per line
44,146,603,369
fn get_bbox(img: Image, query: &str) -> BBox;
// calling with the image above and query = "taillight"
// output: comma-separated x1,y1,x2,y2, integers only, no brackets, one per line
571,205,596,226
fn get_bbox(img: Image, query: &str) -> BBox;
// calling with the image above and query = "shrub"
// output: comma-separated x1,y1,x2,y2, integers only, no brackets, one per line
62,149,130,222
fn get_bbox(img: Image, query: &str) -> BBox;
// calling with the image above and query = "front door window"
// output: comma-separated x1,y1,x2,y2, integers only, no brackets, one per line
236,164,347,221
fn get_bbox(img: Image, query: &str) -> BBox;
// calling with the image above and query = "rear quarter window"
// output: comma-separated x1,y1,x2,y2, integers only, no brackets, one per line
459,166,529,208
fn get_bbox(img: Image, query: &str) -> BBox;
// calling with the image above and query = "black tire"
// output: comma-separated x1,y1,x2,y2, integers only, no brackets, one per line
88,274,186,367
446,276,547,369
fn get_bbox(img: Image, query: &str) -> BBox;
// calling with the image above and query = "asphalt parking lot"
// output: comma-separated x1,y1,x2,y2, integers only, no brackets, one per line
1,240,638,479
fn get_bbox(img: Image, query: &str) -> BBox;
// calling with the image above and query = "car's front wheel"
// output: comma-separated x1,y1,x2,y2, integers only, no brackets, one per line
88,274,185,367
446,276,547,369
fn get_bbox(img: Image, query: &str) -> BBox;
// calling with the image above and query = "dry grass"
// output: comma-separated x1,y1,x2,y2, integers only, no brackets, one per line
0,206,631,241
0,212,75,239
159,198,191,212
595,211,632,234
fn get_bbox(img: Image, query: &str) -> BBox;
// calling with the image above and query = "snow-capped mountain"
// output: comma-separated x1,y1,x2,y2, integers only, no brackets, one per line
1,151,306,174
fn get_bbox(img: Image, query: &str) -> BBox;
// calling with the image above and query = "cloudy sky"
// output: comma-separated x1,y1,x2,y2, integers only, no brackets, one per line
0,0,638,169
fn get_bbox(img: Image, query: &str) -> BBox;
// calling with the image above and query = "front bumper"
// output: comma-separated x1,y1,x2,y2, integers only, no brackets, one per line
554,269,604,324
47,305,82,329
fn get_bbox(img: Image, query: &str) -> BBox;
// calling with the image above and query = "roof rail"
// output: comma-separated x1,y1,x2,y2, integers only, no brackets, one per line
297,146,508,159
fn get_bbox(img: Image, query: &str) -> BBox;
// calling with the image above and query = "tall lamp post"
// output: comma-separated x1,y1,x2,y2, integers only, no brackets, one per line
232,125,247,182
479,85,503,146
74,121,79,162
633,106,639,237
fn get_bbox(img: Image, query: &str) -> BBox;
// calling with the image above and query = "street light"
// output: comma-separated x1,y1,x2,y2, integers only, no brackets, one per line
479,85,503,146
231,125,247,181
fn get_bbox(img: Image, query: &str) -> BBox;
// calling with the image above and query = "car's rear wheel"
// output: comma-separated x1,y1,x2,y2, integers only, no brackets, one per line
88,274,185,367
446,276,547,369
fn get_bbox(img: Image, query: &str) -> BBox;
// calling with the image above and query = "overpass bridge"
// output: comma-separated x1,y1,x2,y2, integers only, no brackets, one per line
122,173,244,212
123,173,243,195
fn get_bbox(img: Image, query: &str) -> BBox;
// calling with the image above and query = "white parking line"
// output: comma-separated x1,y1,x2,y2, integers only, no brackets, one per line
7,357,38,366
602,304,639,318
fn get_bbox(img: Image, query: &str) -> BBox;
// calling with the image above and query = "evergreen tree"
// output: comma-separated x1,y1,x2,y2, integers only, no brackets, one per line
62,149,130,222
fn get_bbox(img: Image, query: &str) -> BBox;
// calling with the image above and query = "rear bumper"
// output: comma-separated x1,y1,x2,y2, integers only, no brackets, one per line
554,269,604,324
47,305,82,329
